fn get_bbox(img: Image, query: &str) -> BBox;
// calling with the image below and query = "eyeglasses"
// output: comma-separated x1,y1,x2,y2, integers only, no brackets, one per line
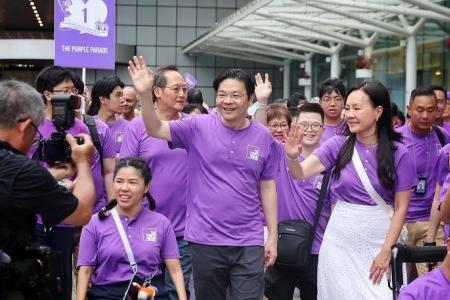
321,96,344,104
52,87,79,95
298,122,323,131
216,93,245,101
163,85,188,94
267,123,289,130
30,122,43,146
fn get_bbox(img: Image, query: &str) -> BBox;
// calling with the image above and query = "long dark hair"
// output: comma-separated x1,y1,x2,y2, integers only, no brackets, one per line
99,157,156,220
333,80,401,191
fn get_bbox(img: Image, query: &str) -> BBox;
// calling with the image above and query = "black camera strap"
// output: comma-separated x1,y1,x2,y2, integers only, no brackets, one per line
83,114,104,174
432,125,446,147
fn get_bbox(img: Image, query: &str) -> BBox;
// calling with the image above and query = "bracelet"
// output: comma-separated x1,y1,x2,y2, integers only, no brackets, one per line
285,154,298,161
255,102,267,110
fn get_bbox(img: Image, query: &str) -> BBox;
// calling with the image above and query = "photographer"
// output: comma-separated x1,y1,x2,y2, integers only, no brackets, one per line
0,80,95,299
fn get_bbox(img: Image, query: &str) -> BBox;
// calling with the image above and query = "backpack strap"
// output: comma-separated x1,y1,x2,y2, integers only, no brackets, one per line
83,114,104,174
432,125,446,147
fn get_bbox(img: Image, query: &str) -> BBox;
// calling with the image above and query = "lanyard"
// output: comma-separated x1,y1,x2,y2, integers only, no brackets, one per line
408,126,432,178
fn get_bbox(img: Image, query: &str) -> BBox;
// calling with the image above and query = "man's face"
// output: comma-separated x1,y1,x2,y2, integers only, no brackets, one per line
216,79,253,127
154,71,187,112
408,95,436,135
44,78,77,103
102,86,123,114
434,90,446,120
319,90,344,122
297,112,324,148
122,87,137,114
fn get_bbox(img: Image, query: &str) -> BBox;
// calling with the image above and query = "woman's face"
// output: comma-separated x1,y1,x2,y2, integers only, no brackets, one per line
113,167,149,211
344,90,382,135
267,116,290,142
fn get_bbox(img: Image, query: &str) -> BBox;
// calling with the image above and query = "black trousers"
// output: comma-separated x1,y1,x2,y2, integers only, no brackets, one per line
265,254,319,300
188,243,264,300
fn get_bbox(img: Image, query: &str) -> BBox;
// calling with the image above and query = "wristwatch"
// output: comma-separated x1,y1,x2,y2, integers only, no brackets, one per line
255,102,267,110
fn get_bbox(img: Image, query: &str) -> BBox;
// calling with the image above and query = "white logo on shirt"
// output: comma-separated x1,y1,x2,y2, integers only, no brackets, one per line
436,143,442,155
142,228,157,242
313,176,323,190
246,145,260,161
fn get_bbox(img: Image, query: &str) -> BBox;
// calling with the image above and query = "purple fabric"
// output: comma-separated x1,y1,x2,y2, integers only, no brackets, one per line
91,118,116,213
398,267,450,300
319,121,346,145
77,209,179,285
169,114,279,246
120,116,188,237
29,118,90,227
442,123,450,135
398,125,450,222
274,141,331,254
96,117,129,154
313,135,416,206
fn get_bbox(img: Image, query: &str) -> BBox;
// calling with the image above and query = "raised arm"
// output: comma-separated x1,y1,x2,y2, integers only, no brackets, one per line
253,73,271,125
128,56,171,141
284,123,326,179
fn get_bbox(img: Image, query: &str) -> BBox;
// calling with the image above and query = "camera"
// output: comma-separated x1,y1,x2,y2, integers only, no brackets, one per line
0,246,62,300
36,95,83,165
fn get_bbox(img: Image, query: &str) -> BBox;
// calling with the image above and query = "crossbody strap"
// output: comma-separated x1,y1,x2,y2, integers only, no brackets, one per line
311,171,331,237
111,208,138,274
352,146,394,218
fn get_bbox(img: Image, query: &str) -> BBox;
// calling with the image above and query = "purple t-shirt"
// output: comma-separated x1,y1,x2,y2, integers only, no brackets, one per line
169,114,279,246
120,116,188,237
313,136,416,206
77,209,179,285
99,117,129,154
274,141,331,254
319,121,346,145
398,125,450,222
398,267,450,300
443,123,450,135
29,118,91,227
91,118,116,213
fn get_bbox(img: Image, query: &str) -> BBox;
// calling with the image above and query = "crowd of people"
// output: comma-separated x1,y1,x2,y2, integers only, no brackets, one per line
0,54,449,300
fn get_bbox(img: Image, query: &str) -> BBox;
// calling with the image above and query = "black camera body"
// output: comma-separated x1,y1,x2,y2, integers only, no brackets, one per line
37,95,83,165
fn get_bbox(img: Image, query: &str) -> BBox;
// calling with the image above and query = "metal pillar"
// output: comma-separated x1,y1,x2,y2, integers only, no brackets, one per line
283,59,291,99
304,56,312,99
330,52,340,78
405,35,416,110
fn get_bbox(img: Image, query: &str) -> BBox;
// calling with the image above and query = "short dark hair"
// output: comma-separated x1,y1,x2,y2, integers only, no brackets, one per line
35,66,75,101
409,86,436,104
429,85,446,96
88,77,124,115
187,88,204,105
298,103,325,122
73,74,84,96
287,92,307,108
318,78,346,99
182,103,208,114
152,65,180,99
213,69,255,96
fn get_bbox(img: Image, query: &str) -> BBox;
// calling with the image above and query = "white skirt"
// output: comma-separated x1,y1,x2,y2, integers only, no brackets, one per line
317,201,392,300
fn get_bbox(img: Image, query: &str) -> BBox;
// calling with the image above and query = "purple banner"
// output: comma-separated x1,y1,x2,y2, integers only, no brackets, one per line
54,0,116,70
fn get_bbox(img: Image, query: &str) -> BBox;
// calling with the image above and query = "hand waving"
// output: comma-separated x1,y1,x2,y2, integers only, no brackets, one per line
254,73,272,103
284,123,302,160
128,56,154,95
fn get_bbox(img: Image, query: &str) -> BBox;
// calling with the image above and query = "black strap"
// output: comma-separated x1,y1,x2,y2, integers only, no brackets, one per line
83,114,104,174
432,125,446,147
310,171,332,242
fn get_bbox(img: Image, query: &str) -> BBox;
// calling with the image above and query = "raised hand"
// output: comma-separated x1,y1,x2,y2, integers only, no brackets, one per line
128,56,154,95
254,73,272,103
284,123,302,160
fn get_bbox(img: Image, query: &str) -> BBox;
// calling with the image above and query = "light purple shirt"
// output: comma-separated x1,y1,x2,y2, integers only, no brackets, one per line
90,118,116,213
120,116,188,237
398,125,450,222
319,121,346,145
398,267,450,300
169,114,279,246
29,118,90,227
97,117,129,154
443,123,450,135
77,209,179,285
274,141,331,254
313,136,416,206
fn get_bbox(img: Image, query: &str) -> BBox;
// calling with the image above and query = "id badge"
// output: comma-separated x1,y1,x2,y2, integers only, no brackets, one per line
415,176,427,195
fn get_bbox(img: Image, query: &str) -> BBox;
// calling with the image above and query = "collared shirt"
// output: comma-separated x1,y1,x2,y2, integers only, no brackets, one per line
398,267,450,300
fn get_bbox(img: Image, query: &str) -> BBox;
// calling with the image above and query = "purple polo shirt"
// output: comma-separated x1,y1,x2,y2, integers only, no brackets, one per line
29,118,91,227
120,116,188,237
398,125,450,222
313,136,416,206
77,209,179,285
443,123,450,135
169,113,279,246
97,117,129,154
398,267,450,300
91,118,116,213
319,121,346,145
435,145,450,241
274,141,331,254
